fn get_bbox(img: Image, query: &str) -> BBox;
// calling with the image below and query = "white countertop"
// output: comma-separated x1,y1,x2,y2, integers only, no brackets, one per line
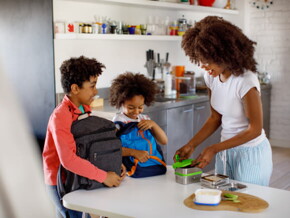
63,167,290,218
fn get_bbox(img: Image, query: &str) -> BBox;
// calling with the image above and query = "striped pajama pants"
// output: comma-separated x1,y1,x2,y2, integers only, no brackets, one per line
215,138,273,186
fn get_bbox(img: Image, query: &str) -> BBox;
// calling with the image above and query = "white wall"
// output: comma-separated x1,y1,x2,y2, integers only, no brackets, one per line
53,0,244,92
245,0,290,148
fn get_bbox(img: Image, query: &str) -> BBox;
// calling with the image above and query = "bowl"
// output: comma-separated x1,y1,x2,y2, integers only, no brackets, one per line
199,0,215,7
194,188,222,205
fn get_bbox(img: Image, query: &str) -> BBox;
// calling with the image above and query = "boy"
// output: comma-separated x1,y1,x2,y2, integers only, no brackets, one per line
43,56,125,217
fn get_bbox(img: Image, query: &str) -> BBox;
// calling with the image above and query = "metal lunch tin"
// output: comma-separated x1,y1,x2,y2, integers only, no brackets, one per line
175,166,203,185
200,173,229,188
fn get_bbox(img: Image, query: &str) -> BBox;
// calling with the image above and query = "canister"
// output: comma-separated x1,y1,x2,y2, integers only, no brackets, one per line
175,166,202,185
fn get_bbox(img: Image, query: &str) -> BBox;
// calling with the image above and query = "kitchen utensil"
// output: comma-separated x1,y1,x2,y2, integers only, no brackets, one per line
145,49,157,80
184,190,269,213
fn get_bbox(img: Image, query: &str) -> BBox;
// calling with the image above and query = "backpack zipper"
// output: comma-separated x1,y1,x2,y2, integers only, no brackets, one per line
74,127,116,139
93,148,120,160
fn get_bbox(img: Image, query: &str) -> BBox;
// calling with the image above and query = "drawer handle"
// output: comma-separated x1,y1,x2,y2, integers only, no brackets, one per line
195,106,205,110
183,109,193,113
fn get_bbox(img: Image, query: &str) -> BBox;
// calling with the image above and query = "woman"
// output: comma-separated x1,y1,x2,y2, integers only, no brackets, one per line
174,16,272,186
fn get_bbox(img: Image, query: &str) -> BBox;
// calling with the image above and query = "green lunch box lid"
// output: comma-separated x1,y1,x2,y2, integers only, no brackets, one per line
172,158,193,169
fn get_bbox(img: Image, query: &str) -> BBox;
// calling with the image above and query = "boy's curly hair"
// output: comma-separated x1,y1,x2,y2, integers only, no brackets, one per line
110,72,157,109
182,16,257,75
60,56,105,94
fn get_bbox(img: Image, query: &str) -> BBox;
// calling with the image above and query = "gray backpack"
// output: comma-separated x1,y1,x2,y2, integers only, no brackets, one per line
57,114,122,198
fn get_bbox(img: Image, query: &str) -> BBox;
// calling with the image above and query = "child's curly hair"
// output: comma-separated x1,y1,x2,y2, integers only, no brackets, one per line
60,56,105,94
182,16,257,75
110,72,157,109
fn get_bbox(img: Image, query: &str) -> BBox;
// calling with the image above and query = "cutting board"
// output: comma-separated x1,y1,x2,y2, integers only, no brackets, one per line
184,190,269,213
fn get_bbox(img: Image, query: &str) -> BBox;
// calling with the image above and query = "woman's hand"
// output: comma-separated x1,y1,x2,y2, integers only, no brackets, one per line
138,120,155,131
133,150,150,162
174,143,195,162
195,145,217,168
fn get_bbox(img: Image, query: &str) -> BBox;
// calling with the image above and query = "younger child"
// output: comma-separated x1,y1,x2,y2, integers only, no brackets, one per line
110,72,168,178
42,56,126,218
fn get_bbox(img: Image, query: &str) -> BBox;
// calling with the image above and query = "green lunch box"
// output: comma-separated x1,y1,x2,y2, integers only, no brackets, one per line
173,155,203,185
175,166,203,184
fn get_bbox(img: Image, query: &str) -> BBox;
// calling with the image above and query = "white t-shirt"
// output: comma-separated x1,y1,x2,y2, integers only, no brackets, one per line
112,112,150,129
204,71,266,147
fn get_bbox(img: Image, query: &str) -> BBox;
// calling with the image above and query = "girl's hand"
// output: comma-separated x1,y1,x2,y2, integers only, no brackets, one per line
133,150,150,162
195,145,217,168
174,143,195,162
138,120,155,131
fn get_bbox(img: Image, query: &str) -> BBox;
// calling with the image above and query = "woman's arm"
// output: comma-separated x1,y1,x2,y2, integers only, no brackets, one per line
196,87,263,168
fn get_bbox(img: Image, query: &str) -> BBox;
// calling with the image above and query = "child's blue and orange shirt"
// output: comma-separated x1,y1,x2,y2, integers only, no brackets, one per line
42,95,107,186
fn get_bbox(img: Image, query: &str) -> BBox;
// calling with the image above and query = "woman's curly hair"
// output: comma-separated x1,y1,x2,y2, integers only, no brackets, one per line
110,72,157,109
60,56,105,93
182,16,257,75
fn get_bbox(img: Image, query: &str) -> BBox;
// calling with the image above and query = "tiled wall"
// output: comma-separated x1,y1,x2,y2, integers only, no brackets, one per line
246,0,290,147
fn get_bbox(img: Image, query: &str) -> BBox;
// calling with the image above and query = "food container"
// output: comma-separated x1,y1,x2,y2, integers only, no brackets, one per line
216,182,247,191
194,188,222,205
175,166,202,185
174,74,196,96
200,173,229,188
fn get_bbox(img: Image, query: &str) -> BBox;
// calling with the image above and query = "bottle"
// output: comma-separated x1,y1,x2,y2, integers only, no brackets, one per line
164,72,172,97
178,15,187,36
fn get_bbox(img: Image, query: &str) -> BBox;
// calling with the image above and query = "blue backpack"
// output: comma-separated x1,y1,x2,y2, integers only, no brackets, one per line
115,121,167,178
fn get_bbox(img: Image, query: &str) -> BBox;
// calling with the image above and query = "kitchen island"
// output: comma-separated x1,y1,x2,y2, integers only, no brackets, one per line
63,167,290,218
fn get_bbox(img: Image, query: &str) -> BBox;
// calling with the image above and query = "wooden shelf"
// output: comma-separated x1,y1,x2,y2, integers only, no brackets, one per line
55,33,182,41
57,0,239,15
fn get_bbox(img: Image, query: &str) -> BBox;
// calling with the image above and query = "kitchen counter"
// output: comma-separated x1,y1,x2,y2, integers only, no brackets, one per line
92,94,209,120
63,166,290,218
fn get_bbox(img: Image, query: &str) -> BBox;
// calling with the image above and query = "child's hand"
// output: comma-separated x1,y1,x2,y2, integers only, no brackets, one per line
103,172,122,187
134,150,150,162
120,164,126,179
138,120,155,131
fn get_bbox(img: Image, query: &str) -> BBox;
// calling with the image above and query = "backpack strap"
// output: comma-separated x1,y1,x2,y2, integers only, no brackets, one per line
57,165,68,199
115,121,138,137
126,156,166,176
115,121,167,177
